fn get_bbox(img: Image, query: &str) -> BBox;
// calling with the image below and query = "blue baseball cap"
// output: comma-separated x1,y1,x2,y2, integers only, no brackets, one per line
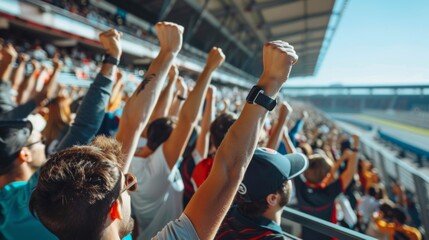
238,147,308,202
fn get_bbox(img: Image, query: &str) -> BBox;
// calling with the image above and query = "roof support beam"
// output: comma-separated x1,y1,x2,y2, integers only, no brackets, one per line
182,0,253,56
289,37,325,47
271,26,332,40
158,0,177,21
246,0,299,11
261,11,336,29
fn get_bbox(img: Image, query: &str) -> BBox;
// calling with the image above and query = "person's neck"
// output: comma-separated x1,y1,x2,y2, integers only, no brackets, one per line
0,165,34,189
262,207,282,225
99,224,121,240
135,146,153,158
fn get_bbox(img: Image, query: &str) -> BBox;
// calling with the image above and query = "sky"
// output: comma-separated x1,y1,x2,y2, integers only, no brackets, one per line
288,0,429,86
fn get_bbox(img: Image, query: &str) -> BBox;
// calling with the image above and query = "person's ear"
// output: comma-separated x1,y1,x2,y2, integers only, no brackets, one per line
109,201,123,221
17,147,31,163
266,193,278,207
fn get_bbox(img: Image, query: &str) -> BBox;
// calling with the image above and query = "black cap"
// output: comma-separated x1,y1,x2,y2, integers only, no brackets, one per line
238,147,308,202
0,120,33,171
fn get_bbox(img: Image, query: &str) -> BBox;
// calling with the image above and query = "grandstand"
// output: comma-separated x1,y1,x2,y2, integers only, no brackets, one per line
0,0,427,240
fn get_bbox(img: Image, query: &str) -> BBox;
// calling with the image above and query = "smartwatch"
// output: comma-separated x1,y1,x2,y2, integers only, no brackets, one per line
246,86,277,111
102,54,120,66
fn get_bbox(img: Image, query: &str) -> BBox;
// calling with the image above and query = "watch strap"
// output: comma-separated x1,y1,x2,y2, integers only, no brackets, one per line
254,93,276,111
102,54,120,66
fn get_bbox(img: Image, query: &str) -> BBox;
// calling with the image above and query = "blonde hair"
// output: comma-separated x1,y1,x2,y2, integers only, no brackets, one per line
42,96,72,146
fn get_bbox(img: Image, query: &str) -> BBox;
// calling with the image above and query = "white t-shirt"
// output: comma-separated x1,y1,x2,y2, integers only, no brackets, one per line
358,195,379,223
130,143,184,240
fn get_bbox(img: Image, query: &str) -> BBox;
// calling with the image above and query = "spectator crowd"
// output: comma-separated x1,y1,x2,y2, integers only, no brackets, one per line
0,2,425,240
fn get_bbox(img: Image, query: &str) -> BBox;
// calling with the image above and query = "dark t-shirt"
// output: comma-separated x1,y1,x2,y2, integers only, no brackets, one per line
215,207,294,240
180,152,197,208
294,176,344,240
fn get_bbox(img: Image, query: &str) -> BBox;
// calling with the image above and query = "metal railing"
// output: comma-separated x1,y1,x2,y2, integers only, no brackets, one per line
282,207,376,240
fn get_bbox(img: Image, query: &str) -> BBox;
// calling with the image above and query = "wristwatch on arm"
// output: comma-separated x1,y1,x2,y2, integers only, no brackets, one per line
246,85,277,111
102,54,120,66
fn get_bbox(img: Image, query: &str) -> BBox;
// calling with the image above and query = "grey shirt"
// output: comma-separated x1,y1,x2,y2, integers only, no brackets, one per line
152,214,200,240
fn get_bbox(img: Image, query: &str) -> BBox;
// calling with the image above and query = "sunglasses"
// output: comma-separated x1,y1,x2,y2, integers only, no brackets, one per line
120,173,137,194
26,137,46,148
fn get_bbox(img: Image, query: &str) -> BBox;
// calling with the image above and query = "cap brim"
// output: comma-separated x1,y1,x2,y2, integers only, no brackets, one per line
284,153,309,179
0,120,33,133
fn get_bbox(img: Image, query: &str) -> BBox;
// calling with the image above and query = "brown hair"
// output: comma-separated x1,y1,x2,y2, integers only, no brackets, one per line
210,113,236,149
146,117,176,151
304,154,333,184
29,136,123,240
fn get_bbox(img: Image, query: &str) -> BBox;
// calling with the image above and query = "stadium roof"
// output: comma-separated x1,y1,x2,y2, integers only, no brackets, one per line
107,0,347,78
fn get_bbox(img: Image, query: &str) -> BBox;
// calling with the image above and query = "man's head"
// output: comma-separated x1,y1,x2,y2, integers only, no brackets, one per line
0,120,46,176
392,207,407,225
29,136,135,240
210,113,236,149
236,148,308,218
304,154,333,184
146,117,176,151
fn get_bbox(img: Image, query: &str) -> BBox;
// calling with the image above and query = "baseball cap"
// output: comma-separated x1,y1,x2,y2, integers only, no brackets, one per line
238,147,308,202
0,120,33,172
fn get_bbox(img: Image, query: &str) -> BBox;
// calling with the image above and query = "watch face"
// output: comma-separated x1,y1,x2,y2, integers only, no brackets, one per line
246,86,262,103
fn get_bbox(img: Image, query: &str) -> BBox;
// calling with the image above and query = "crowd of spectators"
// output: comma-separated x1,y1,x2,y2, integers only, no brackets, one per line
0,3,426,240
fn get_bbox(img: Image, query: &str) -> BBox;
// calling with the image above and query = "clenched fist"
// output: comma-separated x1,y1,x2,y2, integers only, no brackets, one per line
155,22,184,54
52,58,63,70
99,29,122,59
1,43,17,64
168,64,179,82
206,47,225,71
262,41,298,82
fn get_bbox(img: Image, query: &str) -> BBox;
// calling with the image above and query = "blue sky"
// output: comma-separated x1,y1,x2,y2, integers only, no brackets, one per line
288,0,429,86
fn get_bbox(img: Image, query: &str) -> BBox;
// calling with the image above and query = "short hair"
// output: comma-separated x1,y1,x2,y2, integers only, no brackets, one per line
393,207,407,225
305,154,333,184
146,117,176,151
368,185,380,198
29,136,124,240
210,113,236,149
236,181,290,219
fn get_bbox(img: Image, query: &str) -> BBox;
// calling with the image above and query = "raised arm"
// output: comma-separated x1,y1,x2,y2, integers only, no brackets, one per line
282,126,297,154
0,59,61,120
266,101,291,150
56,29,122,151
195,85,216,159
339,134,360,188
17,60,40,104
0,44,17,83
141,65,178,138
117,22,184,172
163,47,225,170
11,53,29,92
168,76,187,117
184,41,298,239
107,70,124,112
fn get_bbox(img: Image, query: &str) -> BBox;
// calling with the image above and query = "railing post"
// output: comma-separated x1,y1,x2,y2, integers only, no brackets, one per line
377,152,392,197
413,174,429,239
